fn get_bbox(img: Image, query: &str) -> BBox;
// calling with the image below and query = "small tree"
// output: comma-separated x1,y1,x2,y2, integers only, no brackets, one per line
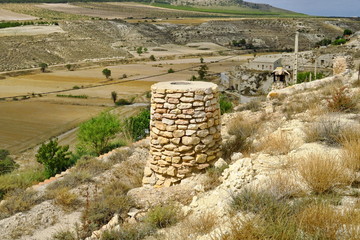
343,29,353,36
39,63,48,73
0,149,18,175
78,112,121,155
36,139,73,177
102,68,112,79
198,64,208,80
150,55,156,61
137,47,143,55
66,64,75,71
144,47,148,53
200,57,204,63
111,91,117,104
168,68,175,73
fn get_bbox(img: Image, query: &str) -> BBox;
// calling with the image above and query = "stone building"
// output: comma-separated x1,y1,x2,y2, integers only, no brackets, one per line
249,56,282,71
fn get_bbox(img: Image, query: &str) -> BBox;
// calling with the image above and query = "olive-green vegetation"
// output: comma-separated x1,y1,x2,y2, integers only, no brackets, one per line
78,112,121,155
36,138,74,178
219,94,233,114
124,108,150,141
0,149,18,175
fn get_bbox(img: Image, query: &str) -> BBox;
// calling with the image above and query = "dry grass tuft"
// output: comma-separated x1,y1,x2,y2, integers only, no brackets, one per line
267,173,305,199
296,203,342,239
47,187,81,211
0,189,43,220
342,138,360,171
184,212,217,236
327,86,357,112
304,118,343,146
256,132,295,155
296,153,353,194
145,204,182,229
222,115,261,159
203,165,228,191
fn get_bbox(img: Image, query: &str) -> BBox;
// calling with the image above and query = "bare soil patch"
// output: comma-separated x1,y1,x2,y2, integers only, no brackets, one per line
0,8,37,21
0,25,64,37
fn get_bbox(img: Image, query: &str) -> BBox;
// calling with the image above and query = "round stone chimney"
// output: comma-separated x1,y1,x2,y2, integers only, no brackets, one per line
143,81,222,187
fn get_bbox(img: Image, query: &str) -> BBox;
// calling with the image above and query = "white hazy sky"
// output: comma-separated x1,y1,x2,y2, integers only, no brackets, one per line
246,0,360,17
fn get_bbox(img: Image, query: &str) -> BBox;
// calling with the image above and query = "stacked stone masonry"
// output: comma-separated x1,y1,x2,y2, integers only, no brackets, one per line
143,81,222,187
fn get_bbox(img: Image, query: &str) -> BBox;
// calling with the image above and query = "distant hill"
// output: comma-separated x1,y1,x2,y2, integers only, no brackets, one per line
0,0,300,15
167,0,297,14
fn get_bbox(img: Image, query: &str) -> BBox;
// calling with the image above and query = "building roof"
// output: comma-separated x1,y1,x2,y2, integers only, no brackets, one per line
272,67,290,75
252,56,282,63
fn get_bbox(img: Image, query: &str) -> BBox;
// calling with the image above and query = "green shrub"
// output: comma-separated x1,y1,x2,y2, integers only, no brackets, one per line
297,71,325,83
343,29,353,36
145,204,181,228
0,149,18,175
167,68,175,73
102,68,111,79
78,112,121,155
36,138,74,178
219,94,233,114
124,108,150,141
115,98,132,106
333,38,347,45
149,55,156,61
56,94,88,99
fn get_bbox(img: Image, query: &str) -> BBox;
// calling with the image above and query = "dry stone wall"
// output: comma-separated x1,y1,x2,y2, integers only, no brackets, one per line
143,81,222,187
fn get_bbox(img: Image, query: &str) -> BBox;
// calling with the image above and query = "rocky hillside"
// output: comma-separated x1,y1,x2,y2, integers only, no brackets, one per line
1,65,360,239
1,18,360,71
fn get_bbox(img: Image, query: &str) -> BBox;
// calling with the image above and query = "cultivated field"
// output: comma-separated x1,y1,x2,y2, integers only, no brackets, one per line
0,25,64,37
0,8,37,21
0,55,248,154
37,2,220,19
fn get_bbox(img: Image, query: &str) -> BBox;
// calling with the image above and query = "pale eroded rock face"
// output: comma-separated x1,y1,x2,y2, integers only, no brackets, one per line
144,81,222,187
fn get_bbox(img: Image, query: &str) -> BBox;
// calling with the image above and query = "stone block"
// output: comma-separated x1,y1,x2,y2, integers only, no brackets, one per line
154,98,165,103
201,135,214,145
155,122,167,131
173,130,185,138
193,101,204,107
166,125,177,132
158,137,169,145
164,103,176,109
164,144,177,151
178,103,193,109
196,154,207,163
180,97,194,103
171,138,181,144
179,145,193,152
197,129,209,138
167,93,182,98
182,136,201,145
168,98,180,104
186,130,196,136
162,118,175,125
175,119,189,125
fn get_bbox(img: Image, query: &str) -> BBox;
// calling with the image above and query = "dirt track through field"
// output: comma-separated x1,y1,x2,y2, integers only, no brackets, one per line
0,8,37,21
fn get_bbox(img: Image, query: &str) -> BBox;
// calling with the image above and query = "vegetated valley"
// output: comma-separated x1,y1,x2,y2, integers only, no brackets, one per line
1,1,360,239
